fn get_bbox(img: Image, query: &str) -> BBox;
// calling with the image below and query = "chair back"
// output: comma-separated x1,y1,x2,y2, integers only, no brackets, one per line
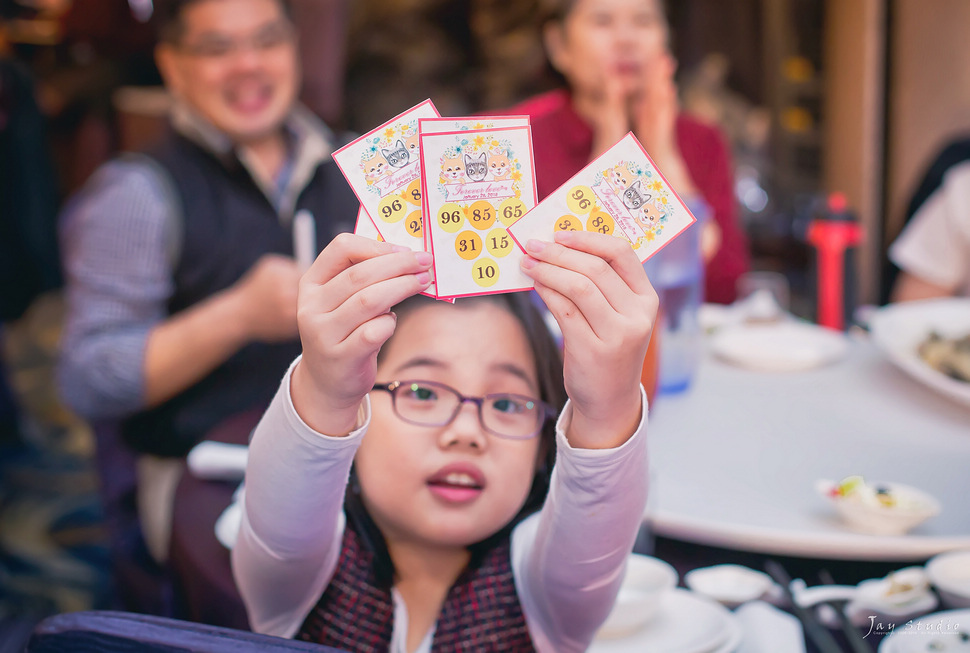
89,420,175,616
25,610,345,653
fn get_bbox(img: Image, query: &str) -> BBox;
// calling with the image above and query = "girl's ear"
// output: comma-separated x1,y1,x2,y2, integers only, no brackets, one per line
543,22,569,76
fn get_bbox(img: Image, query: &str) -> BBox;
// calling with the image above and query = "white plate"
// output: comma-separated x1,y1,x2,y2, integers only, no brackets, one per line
709,321,850,372
869,298,970,408
590,588,743,653
878,608,970,652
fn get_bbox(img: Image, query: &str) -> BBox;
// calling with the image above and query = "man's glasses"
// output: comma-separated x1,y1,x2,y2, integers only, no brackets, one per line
371,380,556,440
179,21,295,59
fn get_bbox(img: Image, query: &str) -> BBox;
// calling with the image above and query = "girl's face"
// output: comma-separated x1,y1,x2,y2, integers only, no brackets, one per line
356,301,543,550
545,0,668,99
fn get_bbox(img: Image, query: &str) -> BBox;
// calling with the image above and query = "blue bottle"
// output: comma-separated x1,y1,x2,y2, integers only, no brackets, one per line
643,209,706,394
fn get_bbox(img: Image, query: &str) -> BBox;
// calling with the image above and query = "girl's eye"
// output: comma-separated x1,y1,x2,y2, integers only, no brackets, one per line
404,384,437,401
491,396,530,415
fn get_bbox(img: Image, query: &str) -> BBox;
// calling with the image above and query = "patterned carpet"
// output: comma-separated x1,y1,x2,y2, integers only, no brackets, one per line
0,292,111,648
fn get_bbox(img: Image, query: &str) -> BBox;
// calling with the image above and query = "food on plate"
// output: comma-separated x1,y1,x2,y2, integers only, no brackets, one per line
918,331,970,383
817,475,940,535
825,475,902,509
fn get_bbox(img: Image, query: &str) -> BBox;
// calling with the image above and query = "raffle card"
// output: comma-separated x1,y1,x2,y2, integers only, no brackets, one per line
418,116,530,254
418,116,530,135
332,99,440,251
354,207,382,241
508,132,695,263
420,126,537,299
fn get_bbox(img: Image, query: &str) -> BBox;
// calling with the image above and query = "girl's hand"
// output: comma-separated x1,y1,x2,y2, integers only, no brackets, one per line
290,233,433,436
521,231,658,449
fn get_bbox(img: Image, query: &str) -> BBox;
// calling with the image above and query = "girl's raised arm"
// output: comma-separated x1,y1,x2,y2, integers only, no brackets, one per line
234,234,432,635
520,230,658,449
291,233,433,436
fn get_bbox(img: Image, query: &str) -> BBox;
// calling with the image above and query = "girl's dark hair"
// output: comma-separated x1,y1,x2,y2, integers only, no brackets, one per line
346,292,567,588
154,0,294,44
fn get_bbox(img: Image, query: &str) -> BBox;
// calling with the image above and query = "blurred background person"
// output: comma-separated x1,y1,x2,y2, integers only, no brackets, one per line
56,0,357,611
503,0,750,304
888,135,970,302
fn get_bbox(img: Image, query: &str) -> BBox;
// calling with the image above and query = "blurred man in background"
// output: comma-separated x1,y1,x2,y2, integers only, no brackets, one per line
57,0,356,609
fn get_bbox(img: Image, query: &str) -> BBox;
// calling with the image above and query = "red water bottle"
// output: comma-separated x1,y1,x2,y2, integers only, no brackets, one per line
807,193,863,331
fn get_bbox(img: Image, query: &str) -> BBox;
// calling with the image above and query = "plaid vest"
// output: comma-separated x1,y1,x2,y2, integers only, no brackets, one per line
297,522,536,652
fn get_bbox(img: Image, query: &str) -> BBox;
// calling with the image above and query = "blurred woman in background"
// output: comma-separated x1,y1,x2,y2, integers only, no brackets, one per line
505,0,750,304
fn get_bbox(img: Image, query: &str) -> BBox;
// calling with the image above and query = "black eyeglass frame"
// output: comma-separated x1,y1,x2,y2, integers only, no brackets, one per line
371,380,557,440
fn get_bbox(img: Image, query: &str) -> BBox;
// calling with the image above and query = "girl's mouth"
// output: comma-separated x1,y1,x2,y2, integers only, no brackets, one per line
427,466,485,504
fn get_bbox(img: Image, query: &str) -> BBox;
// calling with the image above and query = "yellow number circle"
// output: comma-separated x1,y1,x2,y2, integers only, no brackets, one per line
566,185,595,215
404,210,423,238
405,179,422,206
472,258,500,288
485,228,514,258
586,210,615,235
378,195,408,223
455,231,482,261
468,200,496,230
498,197,526,227
437,202,464,233
555,215,582,232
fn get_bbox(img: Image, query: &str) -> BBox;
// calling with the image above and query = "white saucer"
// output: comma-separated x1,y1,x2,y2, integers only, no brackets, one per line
590,588,743,653
709,321,850,372
878,608,970,652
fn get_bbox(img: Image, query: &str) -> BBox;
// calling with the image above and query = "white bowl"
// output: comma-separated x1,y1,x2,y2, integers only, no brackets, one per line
817,477,941,536
926,550,970,609
596,554,679,639
685,564,775,607
847,566,939,624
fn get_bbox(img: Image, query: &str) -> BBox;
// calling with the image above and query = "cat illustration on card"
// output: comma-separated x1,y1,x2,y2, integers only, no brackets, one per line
488,150,511,181
621,180,651,211
464,152,488,182
634,201,665,232
607,163,632,194
362,151,390,184
382,139,410,168
440,154,466,184
404,132,420,160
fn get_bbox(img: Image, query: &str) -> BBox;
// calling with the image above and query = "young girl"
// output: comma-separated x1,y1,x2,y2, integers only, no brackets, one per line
232,230,658,652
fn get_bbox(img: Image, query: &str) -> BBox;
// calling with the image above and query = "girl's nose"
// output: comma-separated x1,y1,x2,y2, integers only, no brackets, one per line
439,401,487,451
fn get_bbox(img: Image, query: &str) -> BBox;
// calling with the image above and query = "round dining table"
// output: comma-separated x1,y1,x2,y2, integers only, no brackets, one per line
645,327,970,565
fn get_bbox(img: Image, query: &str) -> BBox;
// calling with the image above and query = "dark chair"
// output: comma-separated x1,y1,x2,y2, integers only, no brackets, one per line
89,421,177,617
24,611,347,653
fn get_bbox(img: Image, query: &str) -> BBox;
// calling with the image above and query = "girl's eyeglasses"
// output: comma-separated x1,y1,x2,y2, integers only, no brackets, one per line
371,380,556,440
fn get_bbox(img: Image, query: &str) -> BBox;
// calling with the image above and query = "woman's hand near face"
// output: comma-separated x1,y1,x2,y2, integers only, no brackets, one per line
588,72,634,159
521,232,658,449
290,233,433,436
631,52,697,196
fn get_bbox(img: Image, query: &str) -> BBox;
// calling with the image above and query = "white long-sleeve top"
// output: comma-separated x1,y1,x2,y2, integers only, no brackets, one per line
232,360,650,653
